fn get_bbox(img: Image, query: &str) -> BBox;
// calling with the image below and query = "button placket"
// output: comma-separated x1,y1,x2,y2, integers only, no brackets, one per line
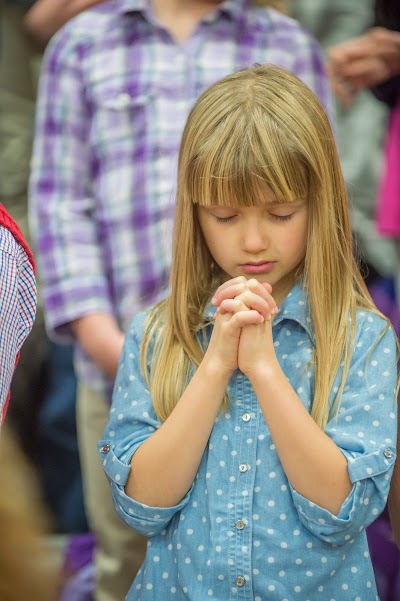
230,386,258,597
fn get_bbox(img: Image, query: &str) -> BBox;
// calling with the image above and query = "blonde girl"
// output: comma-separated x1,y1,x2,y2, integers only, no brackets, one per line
100,64,398,600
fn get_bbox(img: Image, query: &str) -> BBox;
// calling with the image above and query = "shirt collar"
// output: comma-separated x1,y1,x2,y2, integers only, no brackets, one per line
203,282,314,343
273,282,314,343
116,0,249,20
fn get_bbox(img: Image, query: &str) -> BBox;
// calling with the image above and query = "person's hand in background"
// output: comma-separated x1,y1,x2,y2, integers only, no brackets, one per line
24,0,105,50
327,27,400,107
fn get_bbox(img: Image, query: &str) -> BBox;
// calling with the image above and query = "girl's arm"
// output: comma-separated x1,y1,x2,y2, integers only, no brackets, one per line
240,316,397,520
126,293,274,508
214,280,396,518
248,355,351,515
214,281,351,514
125,356,230,507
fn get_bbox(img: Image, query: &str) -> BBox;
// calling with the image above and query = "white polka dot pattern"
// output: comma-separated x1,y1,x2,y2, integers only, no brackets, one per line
99,283,397,600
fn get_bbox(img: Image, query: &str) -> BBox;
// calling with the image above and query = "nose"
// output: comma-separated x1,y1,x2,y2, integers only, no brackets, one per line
241,220,268,254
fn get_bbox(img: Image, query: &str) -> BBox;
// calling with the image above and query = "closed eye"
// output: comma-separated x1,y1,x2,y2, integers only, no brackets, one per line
215,215,236,223
270,213,294,222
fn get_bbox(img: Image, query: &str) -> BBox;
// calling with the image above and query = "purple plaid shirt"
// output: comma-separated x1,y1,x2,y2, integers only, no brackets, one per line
29,0,331,400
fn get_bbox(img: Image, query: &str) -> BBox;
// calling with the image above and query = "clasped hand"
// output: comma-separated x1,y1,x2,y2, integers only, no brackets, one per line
205,276,278,378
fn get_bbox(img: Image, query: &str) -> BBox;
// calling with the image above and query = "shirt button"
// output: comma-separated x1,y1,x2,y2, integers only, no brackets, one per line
242,413,251,422
239,463,248,473
101,444,110,454
235,576,245,587
384,448,393,459
235,519,245,530
117,92,131,107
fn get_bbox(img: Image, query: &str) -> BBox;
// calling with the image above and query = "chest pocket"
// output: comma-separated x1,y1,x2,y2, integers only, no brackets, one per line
91,86,156,150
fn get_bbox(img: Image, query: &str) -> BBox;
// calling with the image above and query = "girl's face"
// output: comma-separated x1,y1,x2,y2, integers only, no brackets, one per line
197,188,308,306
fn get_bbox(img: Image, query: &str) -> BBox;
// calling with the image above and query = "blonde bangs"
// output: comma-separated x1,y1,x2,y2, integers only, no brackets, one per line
184,103,310,209
140,64,395,429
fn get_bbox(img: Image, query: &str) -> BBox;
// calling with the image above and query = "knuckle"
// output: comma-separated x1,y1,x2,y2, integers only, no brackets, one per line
247,278,259,289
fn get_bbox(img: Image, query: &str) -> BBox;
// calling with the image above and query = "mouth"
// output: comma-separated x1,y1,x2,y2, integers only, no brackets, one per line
240,261,276,274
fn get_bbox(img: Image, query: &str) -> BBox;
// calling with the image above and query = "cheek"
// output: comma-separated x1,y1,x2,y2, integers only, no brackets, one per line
202,226,226,260
285,223,308,257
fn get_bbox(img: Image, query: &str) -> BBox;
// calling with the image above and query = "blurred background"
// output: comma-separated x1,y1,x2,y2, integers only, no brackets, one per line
1,0,400,599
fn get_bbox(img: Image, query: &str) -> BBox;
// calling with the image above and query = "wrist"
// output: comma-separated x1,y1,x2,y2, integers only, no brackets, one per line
201,351,235,383
245,358,282,388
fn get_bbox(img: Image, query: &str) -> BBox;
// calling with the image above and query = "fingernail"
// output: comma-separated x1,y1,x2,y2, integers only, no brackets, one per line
211,296,217,305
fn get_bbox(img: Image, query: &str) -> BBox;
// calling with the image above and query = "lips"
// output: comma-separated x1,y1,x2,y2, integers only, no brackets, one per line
240,261,276,274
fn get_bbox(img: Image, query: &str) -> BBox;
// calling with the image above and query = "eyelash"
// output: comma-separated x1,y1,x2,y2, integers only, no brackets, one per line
271,214,294,222
215,214,294,223
216,216,236,223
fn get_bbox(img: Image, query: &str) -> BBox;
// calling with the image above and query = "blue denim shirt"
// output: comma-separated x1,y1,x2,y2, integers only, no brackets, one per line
100,284,398,600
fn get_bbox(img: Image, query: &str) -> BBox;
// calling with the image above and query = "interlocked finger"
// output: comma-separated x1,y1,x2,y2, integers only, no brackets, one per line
218,290,273,320
214,278,274,307
216,298,265,327
218,298,250,315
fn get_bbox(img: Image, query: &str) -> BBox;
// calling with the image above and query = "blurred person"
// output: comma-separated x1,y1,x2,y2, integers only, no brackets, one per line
327,12,400,108
1,0,97,535
0,425,59,601
28,1,332,599
292,0,398,299
328,27,400,108
325,0,400,552
0,203,36,423
0,0,46,444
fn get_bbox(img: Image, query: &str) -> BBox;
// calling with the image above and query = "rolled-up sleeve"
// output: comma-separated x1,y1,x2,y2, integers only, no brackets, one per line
290,314,397,544
28,28,112,342
99,312,192,536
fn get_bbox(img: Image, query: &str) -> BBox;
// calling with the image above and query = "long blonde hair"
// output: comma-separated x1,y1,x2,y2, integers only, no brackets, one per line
141,64,388,430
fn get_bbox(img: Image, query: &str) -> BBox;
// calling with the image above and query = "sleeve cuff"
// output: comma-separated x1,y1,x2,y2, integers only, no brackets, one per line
46,296,114,343
289,444,396,544
111,483,193,537
99,439,192,536
345,444,396,483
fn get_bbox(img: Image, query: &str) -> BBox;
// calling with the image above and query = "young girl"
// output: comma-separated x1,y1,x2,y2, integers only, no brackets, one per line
99,65,398,600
